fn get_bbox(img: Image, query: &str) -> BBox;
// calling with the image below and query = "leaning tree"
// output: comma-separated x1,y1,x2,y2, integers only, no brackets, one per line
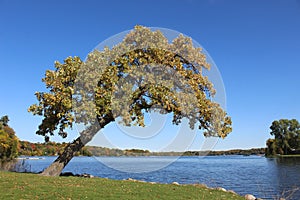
28,26,232,176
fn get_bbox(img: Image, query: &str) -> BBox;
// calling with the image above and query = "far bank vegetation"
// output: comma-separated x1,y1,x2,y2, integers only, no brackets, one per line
18,141,265,157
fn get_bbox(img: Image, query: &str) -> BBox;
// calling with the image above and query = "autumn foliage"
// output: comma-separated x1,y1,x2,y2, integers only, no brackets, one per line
0,116,19,162
18,141,92,156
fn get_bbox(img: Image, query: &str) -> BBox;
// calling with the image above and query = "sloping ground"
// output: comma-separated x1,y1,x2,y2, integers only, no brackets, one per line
0,171,243,200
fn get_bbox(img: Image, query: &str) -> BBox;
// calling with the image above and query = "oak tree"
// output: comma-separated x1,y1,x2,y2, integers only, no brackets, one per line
29,26,232,176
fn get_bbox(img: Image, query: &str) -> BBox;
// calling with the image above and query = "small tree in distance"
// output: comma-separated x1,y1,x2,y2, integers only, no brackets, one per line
266,119,300,156
28,26,232,176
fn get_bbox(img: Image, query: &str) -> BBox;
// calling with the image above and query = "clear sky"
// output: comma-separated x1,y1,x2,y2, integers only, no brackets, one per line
0,0,300,151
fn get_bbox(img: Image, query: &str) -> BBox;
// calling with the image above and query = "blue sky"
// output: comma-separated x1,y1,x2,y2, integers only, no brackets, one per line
0,0,300,151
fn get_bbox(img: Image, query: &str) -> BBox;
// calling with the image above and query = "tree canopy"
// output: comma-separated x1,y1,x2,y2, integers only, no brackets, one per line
266,119,300,156
29,26,232,143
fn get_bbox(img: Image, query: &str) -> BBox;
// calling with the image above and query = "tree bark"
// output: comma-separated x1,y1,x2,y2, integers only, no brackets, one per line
41,114,114,176
40,136,85,176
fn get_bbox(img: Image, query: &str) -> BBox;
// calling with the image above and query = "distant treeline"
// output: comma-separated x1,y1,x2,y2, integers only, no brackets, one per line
19,141,92,156
88,146,266,157
18,141,266,157
87,146,151,156
182,148,266,156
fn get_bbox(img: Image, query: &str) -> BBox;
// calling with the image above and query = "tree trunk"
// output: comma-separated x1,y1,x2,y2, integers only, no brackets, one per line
40,136,85,176
41,114,114,176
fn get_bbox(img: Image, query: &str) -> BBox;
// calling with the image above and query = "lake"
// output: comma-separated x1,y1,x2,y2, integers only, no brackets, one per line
18,155,300,200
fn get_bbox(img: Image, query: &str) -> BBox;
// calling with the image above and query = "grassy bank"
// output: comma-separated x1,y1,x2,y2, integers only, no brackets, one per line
0,171,243,200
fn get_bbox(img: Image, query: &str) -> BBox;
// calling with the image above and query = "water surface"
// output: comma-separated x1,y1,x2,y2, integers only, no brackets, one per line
19,155,300,199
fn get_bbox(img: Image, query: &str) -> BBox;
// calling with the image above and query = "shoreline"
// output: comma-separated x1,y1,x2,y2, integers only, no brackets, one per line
17,157,45,160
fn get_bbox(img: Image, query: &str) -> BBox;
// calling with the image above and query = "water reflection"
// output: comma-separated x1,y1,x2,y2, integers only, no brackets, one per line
269,157,300,200
276,156,300,165
277,157,300,200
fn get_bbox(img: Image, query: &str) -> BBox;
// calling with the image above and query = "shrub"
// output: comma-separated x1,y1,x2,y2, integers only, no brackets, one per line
0,116,19,163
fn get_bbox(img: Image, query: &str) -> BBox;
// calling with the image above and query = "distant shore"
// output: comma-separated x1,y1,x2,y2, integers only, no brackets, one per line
18,140,267,157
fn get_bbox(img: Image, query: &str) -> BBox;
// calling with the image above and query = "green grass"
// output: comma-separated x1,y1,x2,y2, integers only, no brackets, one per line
0,171,243,200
